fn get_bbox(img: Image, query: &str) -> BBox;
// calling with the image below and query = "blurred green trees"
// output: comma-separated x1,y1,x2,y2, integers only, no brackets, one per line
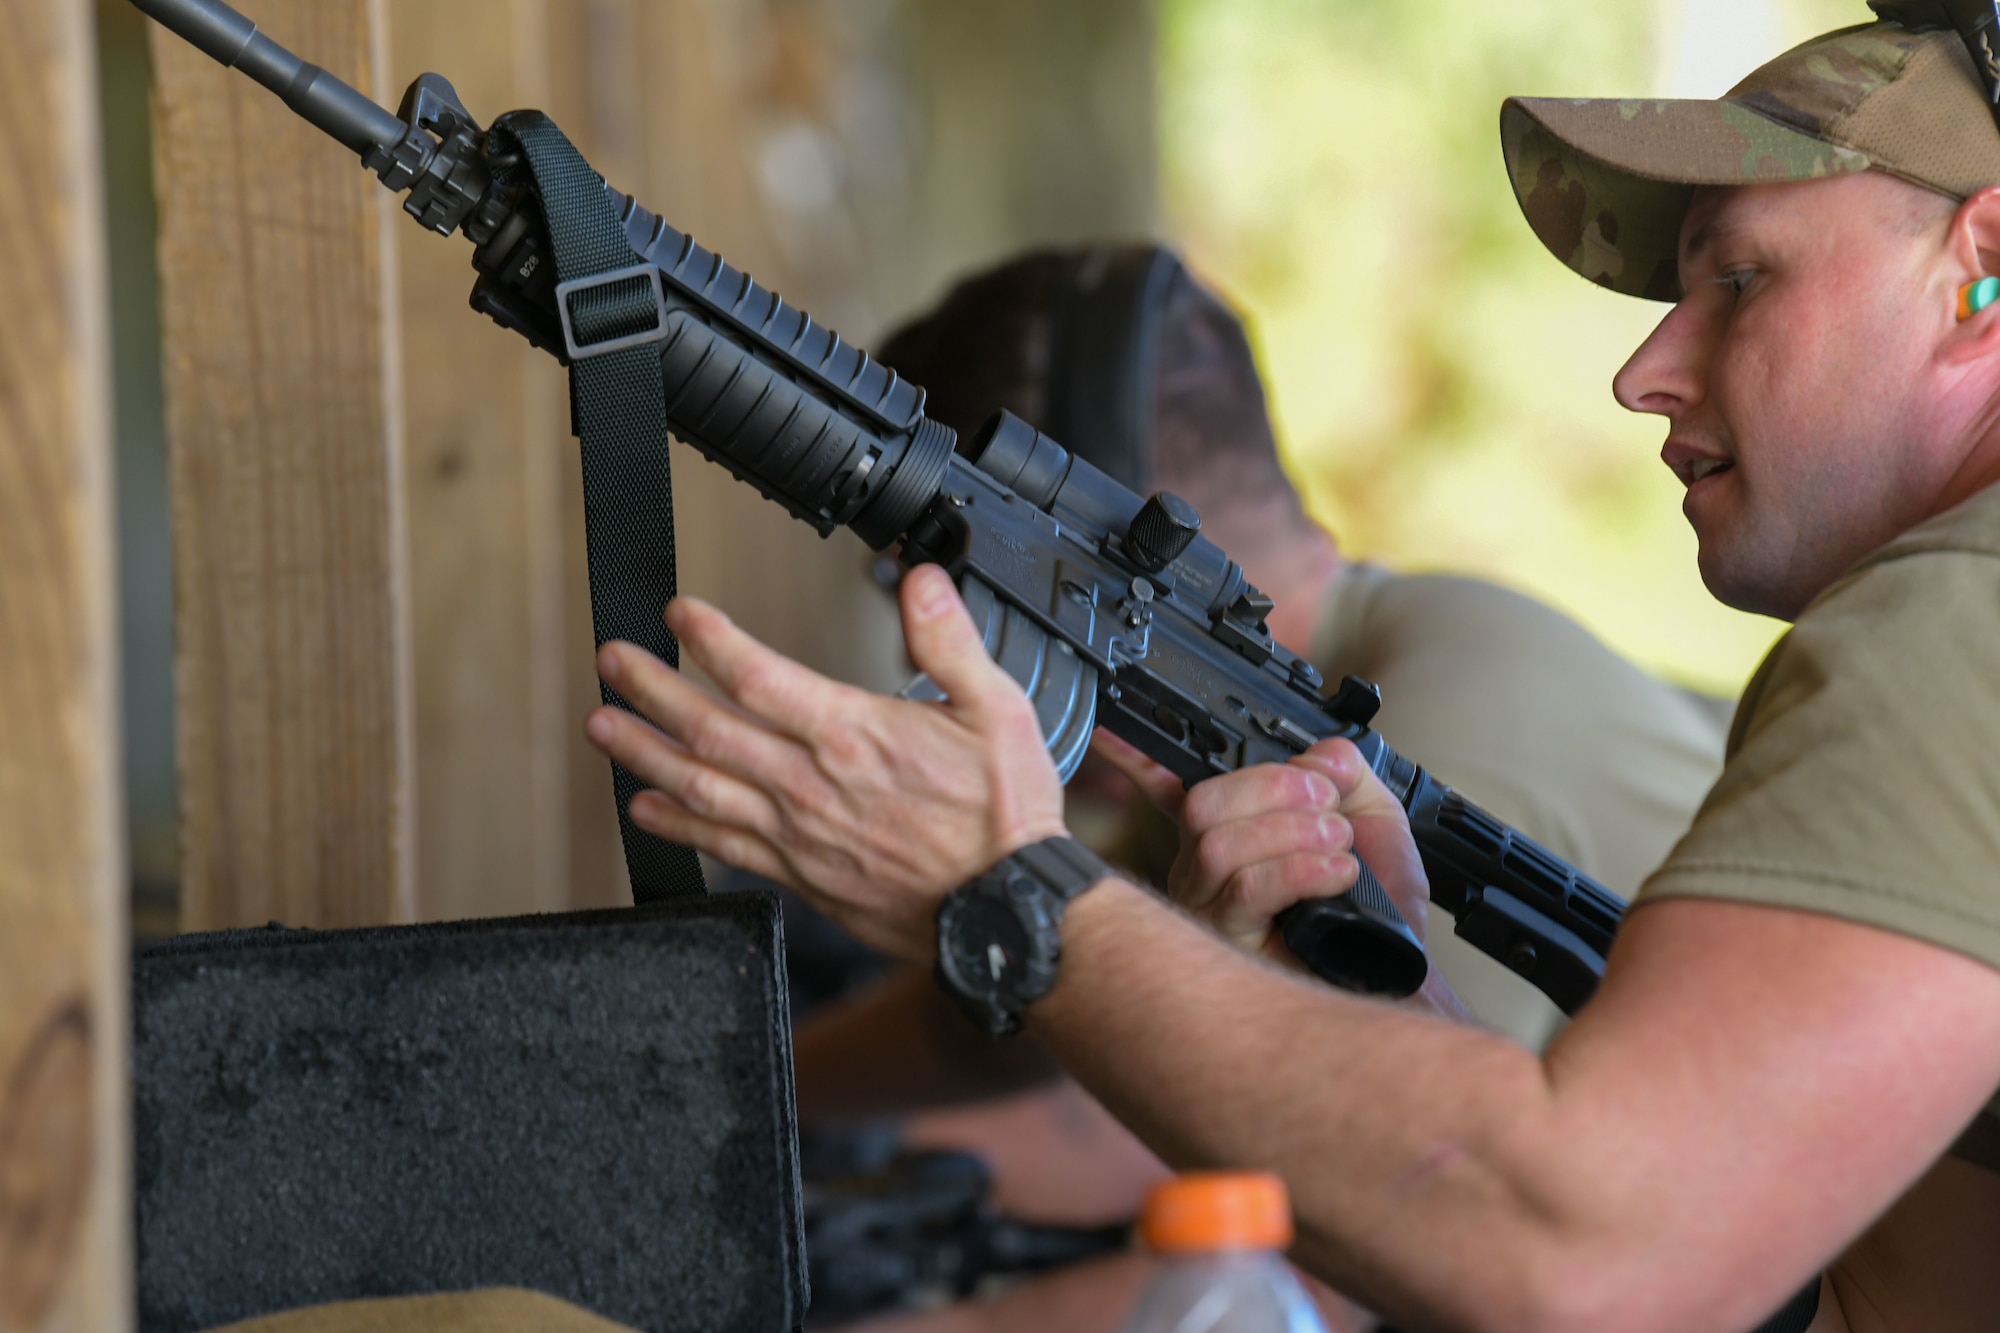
1160,0,1862,692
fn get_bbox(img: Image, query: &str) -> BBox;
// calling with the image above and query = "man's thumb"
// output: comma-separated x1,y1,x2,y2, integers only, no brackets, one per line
1296,740,1428,929
900,565,1008,709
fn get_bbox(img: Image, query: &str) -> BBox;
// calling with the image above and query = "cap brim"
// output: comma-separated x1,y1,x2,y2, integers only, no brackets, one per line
1501,97,1873,300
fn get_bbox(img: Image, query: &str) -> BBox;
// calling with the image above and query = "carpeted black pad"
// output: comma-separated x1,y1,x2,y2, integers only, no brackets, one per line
134,894,807,1333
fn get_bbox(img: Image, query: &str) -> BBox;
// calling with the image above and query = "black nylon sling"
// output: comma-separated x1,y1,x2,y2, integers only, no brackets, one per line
488,111,705,903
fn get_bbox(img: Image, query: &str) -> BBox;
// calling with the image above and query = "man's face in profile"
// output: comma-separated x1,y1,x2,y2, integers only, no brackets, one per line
1612,172,1974,620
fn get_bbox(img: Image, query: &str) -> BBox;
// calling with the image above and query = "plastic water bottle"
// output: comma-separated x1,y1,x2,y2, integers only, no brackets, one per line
1119,1172,1329,1333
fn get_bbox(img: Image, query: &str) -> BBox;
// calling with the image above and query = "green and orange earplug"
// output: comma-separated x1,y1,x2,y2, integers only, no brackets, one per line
1959,276,2000,321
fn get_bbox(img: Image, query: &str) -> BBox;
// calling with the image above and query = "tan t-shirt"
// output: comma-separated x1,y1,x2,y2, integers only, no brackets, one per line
1313,564,1729,1046
1640,482,2000,1167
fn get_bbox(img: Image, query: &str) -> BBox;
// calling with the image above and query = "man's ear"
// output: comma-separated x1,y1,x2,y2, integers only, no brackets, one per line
1941,186,2000,365
1948,185,2000,294
1944,184,2000,272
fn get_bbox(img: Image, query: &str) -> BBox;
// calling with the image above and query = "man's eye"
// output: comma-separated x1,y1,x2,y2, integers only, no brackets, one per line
1714,268,1756,295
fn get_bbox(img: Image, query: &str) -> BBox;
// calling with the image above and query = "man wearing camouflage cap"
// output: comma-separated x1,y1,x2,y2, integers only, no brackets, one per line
584,6,2000,1329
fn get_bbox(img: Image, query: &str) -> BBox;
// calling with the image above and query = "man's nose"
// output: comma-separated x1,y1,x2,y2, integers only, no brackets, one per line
1613,299,1708,417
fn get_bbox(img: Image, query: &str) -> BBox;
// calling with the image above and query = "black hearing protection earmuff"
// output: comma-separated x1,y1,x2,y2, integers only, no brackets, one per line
1039,245,1191,496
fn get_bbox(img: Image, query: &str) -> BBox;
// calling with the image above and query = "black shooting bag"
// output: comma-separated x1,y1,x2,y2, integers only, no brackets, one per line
132,893,808,1333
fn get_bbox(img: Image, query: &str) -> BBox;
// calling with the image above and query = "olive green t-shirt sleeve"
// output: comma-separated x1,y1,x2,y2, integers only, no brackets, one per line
1638,543,2000,972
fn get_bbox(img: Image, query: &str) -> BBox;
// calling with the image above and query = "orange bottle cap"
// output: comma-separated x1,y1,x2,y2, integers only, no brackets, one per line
1138,1172,1294,1253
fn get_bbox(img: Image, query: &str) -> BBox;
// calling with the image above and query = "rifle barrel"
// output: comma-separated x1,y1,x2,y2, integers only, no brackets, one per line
130,0,406,156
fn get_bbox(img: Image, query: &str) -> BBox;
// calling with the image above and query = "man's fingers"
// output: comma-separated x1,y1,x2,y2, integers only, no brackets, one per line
626,788,796,887
665,596,857,741
598,641,809,785
1182,762,1338,837
1088,728,1187,816
1289,738,1410,835
1175,808,1353,913
1291,739,1428,932
1186,809,1353,895
585,704,784,837
1215,853,1358,933
1286,737,1374,797
897,566,1018,714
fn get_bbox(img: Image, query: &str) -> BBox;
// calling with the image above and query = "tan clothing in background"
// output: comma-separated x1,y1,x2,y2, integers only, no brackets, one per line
1641,481,2000,1167
1316,564,1729,1046
204,1289,640,1333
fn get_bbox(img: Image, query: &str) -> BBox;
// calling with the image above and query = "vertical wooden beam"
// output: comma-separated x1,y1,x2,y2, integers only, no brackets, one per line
152,0,416,931
0,0,131,1328
389,0,582,922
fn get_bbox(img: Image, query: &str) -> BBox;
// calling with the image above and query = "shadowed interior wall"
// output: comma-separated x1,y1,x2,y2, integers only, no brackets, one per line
151,0,416,932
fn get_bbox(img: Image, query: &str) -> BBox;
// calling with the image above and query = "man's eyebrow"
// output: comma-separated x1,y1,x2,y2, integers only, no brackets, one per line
1681,216,1740,265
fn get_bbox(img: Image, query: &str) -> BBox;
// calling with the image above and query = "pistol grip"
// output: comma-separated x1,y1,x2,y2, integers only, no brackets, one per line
1276,857,1428,998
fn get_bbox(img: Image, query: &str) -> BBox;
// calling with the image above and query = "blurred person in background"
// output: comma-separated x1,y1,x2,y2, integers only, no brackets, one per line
788,245,1727,1328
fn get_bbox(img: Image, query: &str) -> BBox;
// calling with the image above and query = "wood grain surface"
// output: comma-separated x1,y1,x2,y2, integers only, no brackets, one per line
151,0,416,931
0,0,131,1327
389,0,583,921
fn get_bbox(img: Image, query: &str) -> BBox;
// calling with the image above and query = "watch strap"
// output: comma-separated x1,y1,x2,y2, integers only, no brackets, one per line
1003,835,1112,907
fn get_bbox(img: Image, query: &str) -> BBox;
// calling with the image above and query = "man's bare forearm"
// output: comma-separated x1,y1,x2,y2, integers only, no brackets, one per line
1033,878,1575,1330
789,904,1467,1126
794,966,1064,1124
795,932,1469,1131
1032,873,2000,1333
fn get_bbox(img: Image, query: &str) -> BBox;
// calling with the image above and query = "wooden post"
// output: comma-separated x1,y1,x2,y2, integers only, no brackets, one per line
388,0,586,922
151,0,416,931
0,0,131,1327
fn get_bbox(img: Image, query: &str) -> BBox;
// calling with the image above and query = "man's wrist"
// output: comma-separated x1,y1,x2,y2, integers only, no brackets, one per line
993,819,1075,867
1031,875,1150,1022
1052,870,1139,930
933,834,1114,1037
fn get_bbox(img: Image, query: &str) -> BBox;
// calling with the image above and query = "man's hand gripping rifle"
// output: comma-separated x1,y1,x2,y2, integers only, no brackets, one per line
135,0,1624,1016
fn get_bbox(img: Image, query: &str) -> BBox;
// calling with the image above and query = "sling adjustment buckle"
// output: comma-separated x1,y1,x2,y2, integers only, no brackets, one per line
556,262,670,361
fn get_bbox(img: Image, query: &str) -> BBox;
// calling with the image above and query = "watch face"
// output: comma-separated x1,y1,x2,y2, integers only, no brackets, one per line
941,890,1036,1000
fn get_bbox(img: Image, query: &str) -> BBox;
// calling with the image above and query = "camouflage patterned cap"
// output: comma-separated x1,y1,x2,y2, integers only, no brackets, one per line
1503,20,2000,301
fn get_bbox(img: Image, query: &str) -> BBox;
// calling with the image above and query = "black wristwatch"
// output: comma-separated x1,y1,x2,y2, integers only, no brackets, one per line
935,836,1112,1038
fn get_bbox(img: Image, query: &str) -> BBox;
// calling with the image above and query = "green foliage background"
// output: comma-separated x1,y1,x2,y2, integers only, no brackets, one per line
1159,0,1859,693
